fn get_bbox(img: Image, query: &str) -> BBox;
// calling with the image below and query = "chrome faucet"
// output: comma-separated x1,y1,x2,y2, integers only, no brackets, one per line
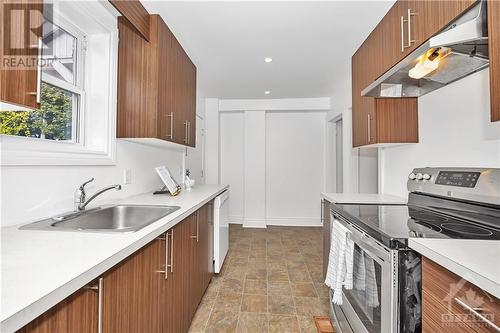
75,178,122,211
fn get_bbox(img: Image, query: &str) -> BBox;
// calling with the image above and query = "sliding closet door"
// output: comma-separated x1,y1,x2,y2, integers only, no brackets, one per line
265,111,326,226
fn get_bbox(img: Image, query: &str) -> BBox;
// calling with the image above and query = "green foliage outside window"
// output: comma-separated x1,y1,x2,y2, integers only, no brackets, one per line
0,82,74,141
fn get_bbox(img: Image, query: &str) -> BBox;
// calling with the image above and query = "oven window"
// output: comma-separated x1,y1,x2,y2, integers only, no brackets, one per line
344,244,383,333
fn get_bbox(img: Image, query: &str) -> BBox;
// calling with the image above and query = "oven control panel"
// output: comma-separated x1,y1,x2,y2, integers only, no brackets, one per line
407,167,500,206
435,171,480,188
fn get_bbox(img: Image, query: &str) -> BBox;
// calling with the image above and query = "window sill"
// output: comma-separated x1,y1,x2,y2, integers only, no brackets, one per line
0,135,116,166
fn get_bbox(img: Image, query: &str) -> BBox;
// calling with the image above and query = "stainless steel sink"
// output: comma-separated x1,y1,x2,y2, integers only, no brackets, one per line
19,205,180,233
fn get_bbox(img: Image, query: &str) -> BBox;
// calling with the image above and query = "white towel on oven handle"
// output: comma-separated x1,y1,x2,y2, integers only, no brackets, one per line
325,217,354,305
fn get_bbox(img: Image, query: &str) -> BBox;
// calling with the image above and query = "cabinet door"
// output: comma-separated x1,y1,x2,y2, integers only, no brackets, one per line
0,0,42,109
155,16,174,141
102,239,162,333
196,204,213,300
169,37,186,145
352,48,376,147
376,0,411,75
410,0,476,52
489,0,500,122
116,16,157,138
186,57,197,147
159,222,187,333
17,286,98,333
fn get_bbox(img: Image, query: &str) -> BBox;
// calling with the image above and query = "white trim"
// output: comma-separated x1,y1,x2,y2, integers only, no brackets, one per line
229,216,244,224
219,97,331,112
266,217,322,227
1,1,118,166
243,218,267,229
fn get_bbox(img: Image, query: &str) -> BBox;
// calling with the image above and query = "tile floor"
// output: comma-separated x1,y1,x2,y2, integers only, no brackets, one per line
188,224,330,333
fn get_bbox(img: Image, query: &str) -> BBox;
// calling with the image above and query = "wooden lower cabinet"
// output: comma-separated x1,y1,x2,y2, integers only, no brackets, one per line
422,257,500,333
17,286,98,333
102,239,163,332
18,202,214,333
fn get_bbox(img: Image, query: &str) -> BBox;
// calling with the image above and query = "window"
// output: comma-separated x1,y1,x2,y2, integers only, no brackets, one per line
0,15,85,142
1,1,119,166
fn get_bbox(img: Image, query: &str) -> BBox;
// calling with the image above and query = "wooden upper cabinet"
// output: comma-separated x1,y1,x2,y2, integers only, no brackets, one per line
0,0,42,109
410,0,477,52
109,0,150,41
117,14,197,147
489,0,500,121
351,32,418,148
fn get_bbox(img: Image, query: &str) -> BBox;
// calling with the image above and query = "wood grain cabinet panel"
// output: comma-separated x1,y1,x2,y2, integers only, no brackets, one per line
410,0,477,52
489,0,500,121
422,257,500,333
18,203,215,333
117,14,197,147
102,239,162,333
0,0,42,109
17,285,98,333
109,0,150,41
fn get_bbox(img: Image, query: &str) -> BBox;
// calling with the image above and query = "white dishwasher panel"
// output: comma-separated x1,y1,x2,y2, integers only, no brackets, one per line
214,190,229,273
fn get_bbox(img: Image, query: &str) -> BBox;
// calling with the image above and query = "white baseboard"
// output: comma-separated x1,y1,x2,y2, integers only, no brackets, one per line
243,218,267,228
266,217,322,227
229,215,244,224
228,216,321,227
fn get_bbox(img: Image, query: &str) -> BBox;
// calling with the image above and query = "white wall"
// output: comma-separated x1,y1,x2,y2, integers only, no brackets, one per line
211,98,331,227
266,111,325,225
243,111,267,228
1,140,184,227
380,69,500,197
220,112,245,222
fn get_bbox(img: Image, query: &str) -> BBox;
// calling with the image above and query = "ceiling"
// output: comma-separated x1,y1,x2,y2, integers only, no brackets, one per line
143,1,395,99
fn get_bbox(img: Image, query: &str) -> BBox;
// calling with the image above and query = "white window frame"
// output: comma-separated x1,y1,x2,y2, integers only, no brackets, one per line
0,0,119,166
40,11,86,144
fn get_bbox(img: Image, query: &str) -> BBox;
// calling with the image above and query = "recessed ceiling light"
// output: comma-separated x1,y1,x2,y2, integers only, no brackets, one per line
264,91,271,95
264,57,273,63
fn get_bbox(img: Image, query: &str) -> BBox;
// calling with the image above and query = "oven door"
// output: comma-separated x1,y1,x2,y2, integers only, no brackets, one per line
330,210,399,333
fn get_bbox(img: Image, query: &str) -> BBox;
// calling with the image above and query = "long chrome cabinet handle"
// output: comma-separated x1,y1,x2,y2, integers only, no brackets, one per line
167,112,173,139
367,114,372,143
187,121,191,145
170,229,174,273
156,233,169,279
97,278,103,333
29,38,42,103
454,298,500,332
184,121,188,144
190,213,199,242
407,9,417,48
400,15,405,53
85,278,103,333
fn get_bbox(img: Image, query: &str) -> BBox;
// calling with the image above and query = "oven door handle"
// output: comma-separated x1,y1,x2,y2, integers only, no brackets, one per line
331,210,392,263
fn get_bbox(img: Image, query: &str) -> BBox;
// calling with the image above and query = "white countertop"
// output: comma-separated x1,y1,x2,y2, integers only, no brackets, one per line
409,238,500,299
321,193,407,205
0,184,228,333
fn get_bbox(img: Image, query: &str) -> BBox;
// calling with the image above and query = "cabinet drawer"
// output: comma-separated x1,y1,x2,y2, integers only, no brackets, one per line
422,257,500,332
423,290,477,333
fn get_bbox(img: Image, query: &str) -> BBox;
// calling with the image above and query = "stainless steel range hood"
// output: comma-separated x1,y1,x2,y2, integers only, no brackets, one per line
362,1,489,98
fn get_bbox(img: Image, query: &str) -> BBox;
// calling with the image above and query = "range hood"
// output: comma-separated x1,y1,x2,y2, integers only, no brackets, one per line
362,1,489,98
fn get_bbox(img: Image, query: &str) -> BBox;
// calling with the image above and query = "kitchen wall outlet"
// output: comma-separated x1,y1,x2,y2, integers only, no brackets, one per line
123,169,132,185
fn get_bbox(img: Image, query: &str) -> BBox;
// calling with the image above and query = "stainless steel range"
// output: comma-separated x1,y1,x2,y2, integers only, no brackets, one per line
324,167,500,333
